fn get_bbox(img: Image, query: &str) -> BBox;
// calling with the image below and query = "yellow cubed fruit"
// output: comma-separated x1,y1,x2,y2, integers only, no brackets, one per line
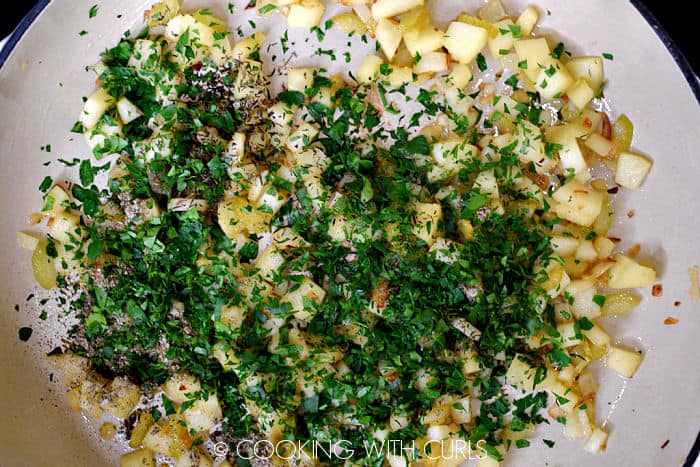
287,67,316,92
535,60,575,100
552,180,604,227
80,88,115,130
567,79,595,110
282,277,326,321
516,5,539,36
615,151,652,189
371,0,423,19
607,254,656,288
601,291,641,316
356,55,384,83
566,56,605,92
513,38,551,82
444,22,488,64
287,1,325,28
414,51,449,74
606,345,643,378
375,18,402,61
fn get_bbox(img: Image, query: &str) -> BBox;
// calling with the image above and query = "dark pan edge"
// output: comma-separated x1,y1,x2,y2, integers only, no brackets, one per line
0,0,52,70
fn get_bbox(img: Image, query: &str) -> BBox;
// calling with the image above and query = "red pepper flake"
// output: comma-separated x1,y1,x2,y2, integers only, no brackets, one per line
664,317,678,325
674,301,681,307
627,210,635,218
609,237,622,243
651,284,663,297
660,439,670,449
627,244,641,258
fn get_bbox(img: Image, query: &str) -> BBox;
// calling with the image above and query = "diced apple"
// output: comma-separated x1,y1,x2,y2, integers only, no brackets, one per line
332,12,368,35
552,180,604,227
535,60,575,99
566,56,604,92
557,322,582,348
446,63,473,88
371,0,423,19
116,97,143,125
444,22,488,64
583,427,608,454
356,55,383,83
583,323,610,347
287,67,315,93
375,18,402,61
516,5,539,36
404,27,445,56
513,38,551,82
615,151,652,189
414,51,448,74
287,1,325,28
385,65,413,88
473,169,499,199
584,133,615,158
607,254,656,288
550,236,579,257
256,246,285,283
80,88,115,130
606,345,643,378
567,79,595,110
601,291,641,316
18,230,43,251
570,286,602,319
127,39,162,70
232,32,266,61
162,373,201,404
488,19,516,58
32,240,58,289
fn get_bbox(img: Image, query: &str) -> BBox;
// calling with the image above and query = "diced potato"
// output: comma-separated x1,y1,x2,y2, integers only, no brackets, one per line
444,22,488,64
612,114,634,152
473,169,499,199
593,236,615,259
375,18,402,61
535,60,574,100
607,254,656,288
583,427,608,454
42,184,71,215
384,65,414,87
120,448,156,467
17,230,43,251
505,355,536,389
566,56,604,92
421,396,452,426
567,79,594,110
117,97,144,125
552,181,604,227
217,196,272,238
286,123,319,153
183,393,222,433
356,55,384,83
288,1,325,27
414,51,449,74
606,345,643,378
386,454,408,467
80,378,106,419
516,5,539,36
601,291,641,316
450,396,472,424
213,341,241,372
282,277,326,321
162,373,202,404
256,246,285,283
513,38,551,82
142,419,191,458
575,240,598,262
371,0,423,19
103,376,141,418
128,40,162,70
32,240,58,289
411,202,442,246
79,88,115,130
548,127,589,182
615,152,652,189
129,413,155,449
